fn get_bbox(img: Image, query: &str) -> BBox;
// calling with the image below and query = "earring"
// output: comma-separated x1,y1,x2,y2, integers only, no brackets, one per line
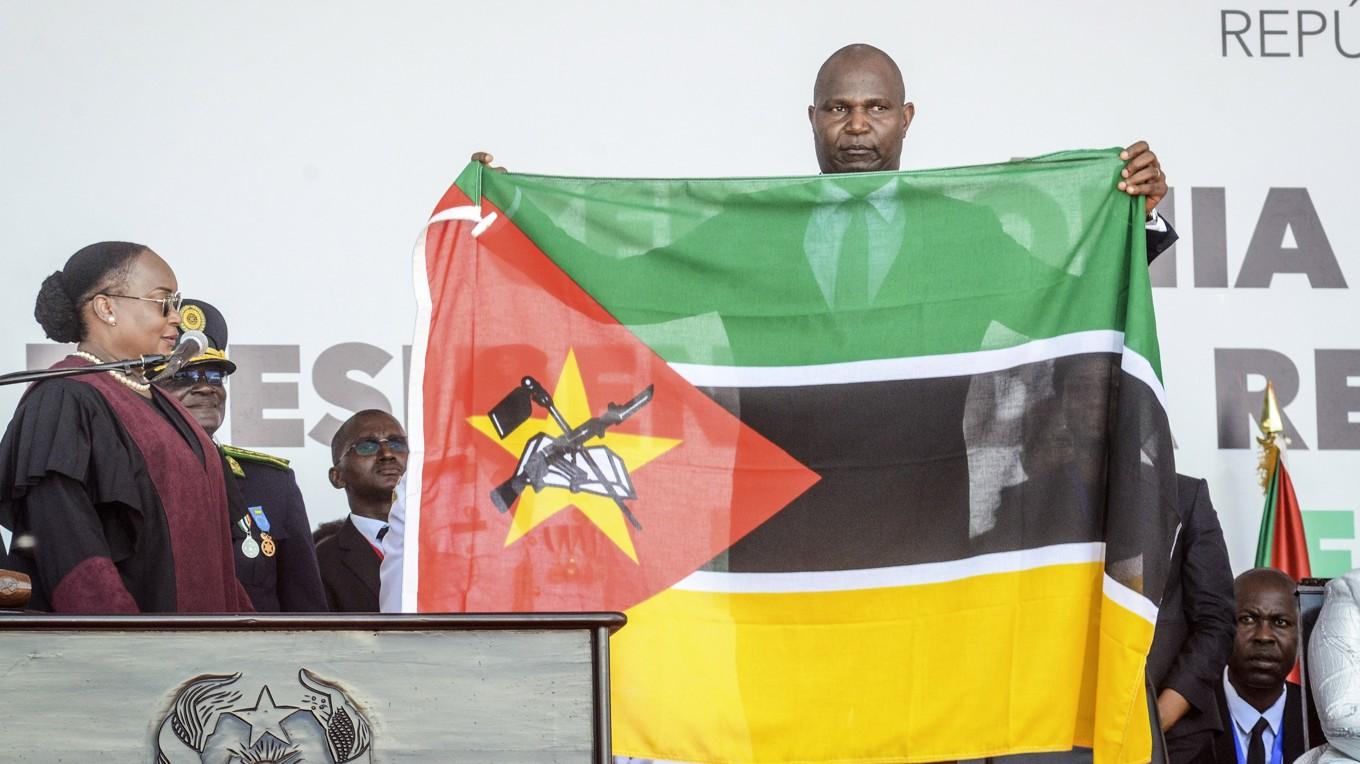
108,317,117,326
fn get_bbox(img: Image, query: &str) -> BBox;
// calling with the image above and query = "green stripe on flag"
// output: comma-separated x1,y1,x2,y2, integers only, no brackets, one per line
1256,463,1280,567
451,150,1161,379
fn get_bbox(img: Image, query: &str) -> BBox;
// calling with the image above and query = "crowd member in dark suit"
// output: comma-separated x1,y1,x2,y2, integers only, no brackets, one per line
316,409,407,612
312,518,346,546
1148,475,1237,762
154,299,327,612
1202,568,1304,764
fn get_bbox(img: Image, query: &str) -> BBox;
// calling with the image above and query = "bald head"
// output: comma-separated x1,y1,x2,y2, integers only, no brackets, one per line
809,44,914,173
1234,567,1297,603
813,44,906,105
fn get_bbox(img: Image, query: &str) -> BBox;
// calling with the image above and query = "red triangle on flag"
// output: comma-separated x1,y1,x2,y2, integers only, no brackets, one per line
415,186,820,613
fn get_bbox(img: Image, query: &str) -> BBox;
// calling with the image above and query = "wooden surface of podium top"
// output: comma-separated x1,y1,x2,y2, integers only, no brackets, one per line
0,612,626,763
0,611,627,630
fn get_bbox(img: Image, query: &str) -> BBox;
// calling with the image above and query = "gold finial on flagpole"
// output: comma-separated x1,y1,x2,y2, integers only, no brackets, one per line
1257,381,1284,492
1259,381,1284,438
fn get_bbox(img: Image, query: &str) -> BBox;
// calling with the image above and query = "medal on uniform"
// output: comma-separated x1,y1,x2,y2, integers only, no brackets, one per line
247,505,272,534
238,514,260,558
245,506,276,557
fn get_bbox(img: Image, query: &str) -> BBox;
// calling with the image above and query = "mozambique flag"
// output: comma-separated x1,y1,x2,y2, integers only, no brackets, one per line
1254,394,1309,685
404,150,1178,763
1254,450,1310,578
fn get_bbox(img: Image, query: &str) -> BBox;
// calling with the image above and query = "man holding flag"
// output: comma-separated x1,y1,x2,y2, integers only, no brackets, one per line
393,42,1186,764
806,44,1178,260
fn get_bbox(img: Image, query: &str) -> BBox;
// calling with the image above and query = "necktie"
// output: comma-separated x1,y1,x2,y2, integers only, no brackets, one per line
1247,717,1269,764
376,525,389,542
834,201,870,309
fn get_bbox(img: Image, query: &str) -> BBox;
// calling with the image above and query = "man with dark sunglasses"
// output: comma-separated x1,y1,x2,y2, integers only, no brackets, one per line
316,409,408,612
153,299,327,612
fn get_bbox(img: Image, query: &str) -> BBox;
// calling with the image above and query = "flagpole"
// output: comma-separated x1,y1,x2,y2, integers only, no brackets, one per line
1256,380,1284,493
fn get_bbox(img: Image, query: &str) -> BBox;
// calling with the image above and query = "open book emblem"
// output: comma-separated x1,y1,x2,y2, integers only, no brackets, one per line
487,375,654,531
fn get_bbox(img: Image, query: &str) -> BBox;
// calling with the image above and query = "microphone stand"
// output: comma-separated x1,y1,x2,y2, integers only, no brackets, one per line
0,355,168,387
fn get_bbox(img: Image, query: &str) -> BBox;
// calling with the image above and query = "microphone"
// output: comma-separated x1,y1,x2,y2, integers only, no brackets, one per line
149,330,208,382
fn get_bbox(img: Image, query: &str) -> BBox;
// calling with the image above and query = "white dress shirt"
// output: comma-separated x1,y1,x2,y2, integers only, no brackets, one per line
1222,668,1287,764
1147,208,1169,233
348,513,389,551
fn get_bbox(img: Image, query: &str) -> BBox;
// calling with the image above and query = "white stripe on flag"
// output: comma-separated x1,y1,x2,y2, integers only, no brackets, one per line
671,542,1105,594
402,204,492,613
1120,347,1168,412
400,225,432,613
667,329,1168,411
669,330,1124,387
1103,572,1160,625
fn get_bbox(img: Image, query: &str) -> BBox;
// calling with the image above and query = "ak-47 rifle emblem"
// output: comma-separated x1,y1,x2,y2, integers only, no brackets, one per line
487,376,654,530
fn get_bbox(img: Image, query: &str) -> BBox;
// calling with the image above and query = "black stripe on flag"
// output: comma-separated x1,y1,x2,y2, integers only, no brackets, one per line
700,352,1173,586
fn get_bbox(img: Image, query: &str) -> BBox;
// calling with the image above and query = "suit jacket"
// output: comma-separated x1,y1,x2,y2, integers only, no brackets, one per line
1148,220,1179,263
1149,475,1237,750
1198,682,1304,764
222,448,328,613
315,516,380,612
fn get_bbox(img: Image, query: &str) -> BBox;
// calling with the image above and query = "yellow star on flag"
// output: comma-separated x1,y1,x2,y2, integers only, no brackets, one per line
468,349,681,562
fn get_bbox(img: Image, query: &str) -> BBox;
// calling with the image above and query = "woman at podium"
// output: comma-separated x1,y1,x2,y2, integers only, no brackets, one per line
0,242,252,613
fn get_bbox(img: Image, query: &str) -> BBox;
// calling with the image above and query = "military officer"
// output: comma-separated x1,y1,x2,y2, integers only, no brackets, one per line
154,299,328,612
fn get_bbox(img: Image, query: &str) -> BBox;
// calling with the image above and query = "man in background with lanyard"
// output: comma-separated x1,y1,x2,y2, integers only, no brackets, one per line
1213,568,1305,764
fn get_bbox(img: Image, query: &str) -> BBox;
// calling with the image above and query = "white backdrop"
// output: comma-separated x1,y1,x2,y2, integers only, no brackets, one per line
2,0,1356,575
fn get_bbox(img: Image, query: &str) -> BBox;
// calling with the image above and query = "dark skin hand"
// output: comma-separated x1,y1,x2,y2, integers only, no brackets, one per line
1119,141,1168,216
471,151,508,173
1156,688,1191,732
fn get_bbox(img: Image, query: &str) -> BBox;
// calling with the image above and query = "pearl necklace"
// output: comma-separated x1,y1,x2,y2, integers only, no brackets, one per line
71,350,152,394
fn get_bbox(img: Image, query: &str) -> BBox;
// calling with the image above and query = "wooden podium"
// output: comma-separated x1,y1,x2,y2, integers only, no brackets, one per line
0,612,625,763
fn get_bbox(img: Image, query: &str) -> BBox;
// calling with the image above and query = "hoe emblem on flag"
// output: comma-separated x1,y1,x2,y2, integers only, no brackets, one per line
486,372,655,531
467,349,685,563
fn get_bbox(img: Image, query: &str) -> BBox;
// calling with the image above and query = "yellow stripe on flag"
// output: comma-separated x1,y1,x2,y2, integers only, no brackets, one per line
1091,585,1157,764
612,562,1154,764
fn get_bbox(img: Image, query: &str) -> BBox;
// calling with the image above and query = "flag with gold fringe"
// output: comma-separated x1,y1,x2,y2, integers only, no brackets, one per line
1254,381,1311,579
402,149,1178,763
1255,381,1311,685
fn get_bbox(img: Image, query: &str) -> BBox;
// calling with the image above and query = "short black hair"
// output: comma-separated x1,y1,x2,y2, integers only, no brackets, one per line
34,241,147,343
1234,566,1298,600
330,409,402,464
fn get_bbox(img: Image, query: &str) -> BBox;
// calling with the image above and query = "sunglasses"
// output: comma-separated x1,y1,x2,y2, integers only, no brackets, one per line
100,291,184,317
166,368,227,387
347,437,410,456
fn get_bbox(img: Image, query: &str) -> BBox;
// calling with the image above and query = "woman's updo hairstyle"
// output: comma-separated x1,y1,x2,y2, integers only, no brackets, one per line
34,242,147,343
